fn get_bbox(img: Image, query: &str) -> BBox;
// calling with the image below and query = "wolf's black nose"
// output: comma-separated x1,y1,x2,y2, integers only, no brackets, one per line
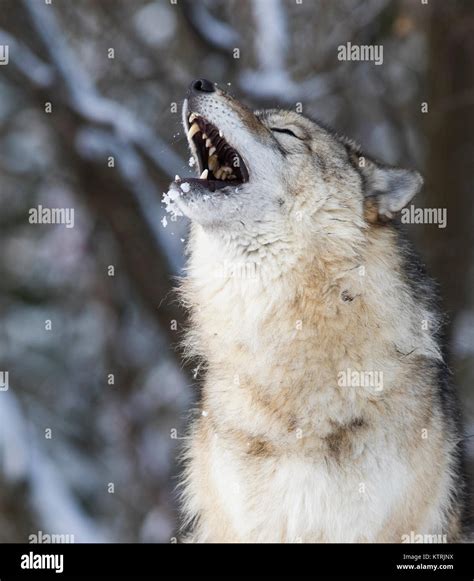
190,78,215,93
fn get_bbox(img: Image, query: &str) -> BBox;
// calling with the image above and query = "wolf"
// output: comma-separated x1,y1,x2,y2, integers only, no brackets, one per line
168,79,465,543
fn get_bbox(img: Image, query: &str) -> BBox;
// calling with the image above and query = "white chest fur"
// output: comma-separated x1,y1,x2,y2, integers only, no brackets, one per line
208,428,411,542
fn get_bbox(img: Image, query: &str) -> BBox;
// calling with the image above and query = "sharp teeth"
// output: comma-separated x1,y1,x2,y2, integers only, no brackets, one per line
209,146,216,156
208,155,218,171
202,133,208,140
200,169,209,179
206,138,212,148
189,113,199,123
188,122,200,139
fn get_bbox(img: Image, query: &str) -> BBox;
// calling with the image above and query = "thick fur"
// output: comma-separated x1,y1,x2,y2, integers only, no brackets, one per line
171,84,464,543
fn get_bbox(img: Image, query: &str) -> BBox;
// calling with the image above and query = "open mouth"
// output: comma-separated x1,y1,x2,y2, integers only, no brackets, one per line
184,113,249,191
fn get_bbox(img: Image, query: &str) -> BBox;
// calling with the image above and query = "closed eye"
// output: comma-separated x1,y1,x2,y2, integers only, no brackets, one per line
270,127,301,139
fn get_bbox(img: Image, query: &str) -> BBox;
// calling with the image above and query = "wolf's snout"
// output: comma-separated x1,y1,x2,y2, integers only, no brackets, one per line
189,78,215,94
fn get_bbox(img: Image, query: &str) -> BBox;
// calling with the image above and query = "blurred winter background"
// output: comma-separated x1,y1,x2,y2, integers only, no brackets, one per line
0,0,472,542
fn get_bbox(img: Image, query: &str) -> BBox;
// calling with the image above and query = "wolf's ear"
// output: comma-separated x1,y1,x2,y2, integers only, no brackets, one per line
349,150,423,222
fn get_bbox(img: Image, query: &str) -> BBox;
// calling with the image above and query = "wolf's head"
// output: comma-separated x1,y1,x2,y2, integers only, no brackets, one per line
170,79,422,264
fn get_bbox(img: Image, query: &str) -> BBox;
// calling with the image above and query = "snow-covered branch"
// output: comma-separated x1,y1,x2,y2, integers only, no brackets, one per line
239,0,333,102
22,0,184,179
0,29,55,89
0,390,107,542
76,127,184,273
181,0,240,52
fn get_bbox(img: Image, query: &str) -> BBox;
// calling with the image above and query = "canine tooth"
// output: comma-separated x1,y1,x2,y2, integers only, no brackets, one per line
188,123,200,139
219,130,223,137
200,169,209,179
208,155,218,171
189,113,199,123
209,146,216,156
202,133,207,140
206,138,212,148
